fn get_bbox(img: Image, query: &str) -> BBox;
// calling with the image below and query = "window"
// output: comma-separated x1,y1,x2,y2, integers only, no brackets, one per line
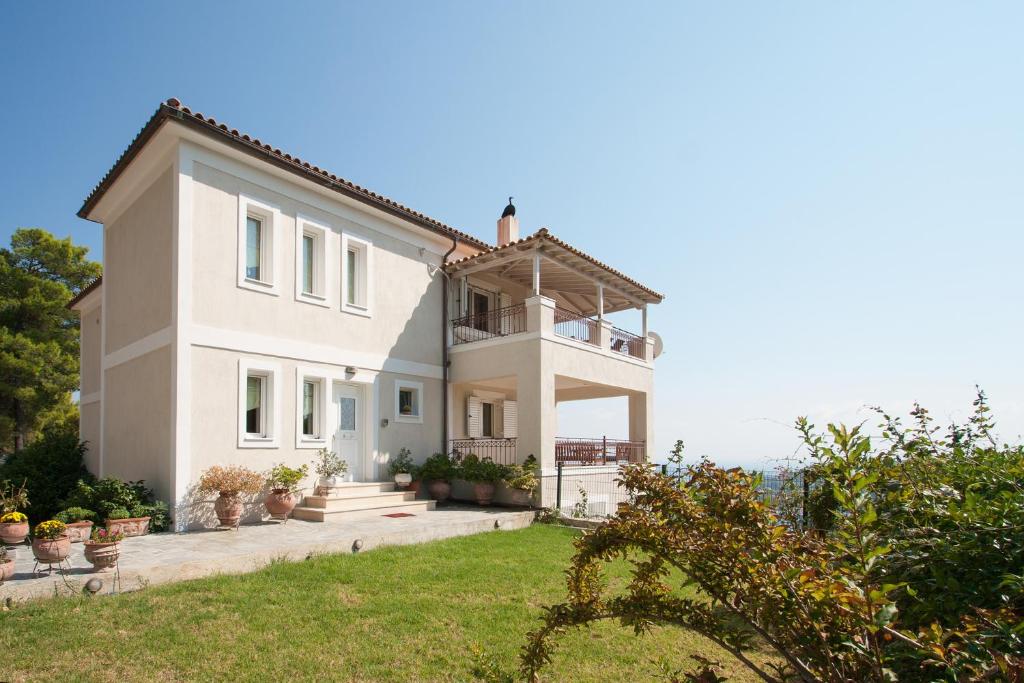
237,195,280,295
294,216,330,306
295,369,328,448
341,234,373,316
394,379,423,423
238,359,281,447
482,402,494,437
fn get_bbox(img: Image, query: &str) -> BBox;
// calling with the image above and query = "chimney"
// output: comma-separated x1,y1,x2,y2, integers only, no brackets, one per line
497,196,519,246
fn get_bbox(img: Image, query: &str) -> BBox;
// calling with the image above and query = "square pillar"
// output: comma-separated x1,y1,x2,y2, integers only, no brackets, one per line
525,295,555,335
628,391,655,461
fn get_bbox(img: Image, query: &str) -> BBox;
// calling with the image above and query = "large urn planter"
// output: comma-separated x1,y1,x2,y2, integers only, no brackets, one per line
504,487,534,507
408,480,422,495
105,516,150,538
0,521,29,545
264,489,297,518
32,535,71,564
65,520,94,543
84,541,121,572
427,480,451,502
214,492,244,528
473,482,496,506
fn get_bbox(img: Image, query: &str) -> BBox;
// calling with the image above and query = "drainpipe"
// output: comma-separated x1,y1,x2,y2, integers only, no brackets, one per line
441,237,458,454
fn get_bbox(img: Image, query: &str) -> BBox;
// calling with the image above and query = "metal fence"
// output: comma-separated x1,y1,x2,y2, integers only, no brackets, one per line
450,304,526,345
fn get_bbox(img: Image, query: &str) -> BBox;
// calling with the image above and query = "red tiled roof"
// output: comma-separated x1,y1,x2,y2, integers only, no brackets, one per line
66,276,103,310
78,98,492,251
445,228,664,302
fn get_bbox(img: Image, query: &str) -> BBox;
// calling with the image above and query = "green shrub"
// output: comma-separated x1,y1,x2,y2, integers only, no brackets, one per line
267,463,308,491
388,448,418,478
54,506,95,523
106,507,130,520
456,454,508,483
0,430,92,523
63,477,170,531
419,453,454,482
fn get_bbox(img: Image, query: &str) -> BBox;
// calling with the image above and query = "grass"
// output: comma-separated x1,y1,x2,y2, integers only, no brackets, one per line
0,525,773,682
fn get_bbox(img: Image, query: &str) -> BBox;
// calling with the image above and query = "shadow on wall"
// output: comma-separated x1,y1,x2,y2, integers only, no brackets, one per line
176,483,314,531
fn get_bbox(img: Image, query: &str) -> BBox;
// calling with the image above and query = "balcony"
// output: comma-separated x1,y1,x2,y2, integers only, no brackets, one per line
448,436,646,468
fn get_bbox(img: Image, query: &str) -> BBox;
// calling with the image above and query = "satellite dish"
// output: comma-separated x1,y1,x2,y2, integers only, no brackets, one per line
648,331,664,358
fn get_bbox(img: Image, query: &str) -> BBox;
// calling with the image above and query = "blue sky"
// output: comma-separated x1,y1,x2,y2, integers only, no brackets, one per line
1,2,1021,467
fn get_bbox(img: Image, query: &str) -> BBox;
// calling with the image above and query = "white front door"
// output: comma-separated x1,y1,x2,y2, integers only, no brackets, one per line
333,383,362,481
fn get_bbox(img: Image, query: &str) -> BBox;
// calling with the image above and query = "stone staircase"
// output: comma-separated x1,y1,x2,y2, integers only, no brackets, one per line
291,482,435,522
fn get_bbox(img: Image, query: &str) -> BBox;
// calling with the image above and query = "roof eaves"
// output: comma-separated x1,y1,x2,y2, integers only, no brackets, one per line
66,276,103,310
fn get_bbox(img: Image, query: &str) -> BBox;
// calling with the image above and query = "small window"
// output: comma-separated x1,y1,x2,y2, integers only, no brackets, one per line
394,379,423,423
302,381,318,437
295,216,329,306
237,196,280,296
246,217,264,281
342,234,372,316
246,375,265,436
238,358,280,448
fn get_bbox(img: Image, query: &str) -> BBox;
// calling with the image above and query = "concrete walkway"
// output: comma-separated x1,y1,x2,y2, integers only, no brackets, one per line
1,505,535,602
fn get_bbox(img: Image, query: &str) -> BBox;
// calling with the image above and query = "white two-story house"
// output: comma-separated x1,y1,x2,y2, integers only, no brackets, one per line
69,99,663,528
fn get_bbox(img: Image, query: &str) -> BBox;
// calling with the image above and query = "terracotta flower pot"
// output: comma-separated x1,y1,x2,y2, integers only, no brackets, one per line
0,521,29,545
409,480,422,495
32,535,71,564
214,492,243,528
473,482,496,506
65,520,94,543
0,558,13,582
264,489,297,517
427,480,451,502
84,541,120,572
105,516,151,537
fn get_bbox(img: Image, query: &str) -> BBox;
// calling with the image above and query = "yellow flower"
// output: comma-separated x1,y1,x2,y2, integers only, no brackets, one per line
0,511,27,523
33,519,67,540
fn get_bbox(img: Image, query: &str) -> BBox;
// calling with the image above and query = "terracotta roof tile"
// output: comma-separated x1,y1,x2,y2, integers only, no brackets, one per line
79,99,492,251
66,276,103,310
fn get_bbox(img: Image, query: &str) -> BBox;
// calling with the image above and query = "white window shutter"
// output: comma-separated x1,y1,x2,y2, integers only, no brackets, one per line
502,400,517,438
467,396,482,438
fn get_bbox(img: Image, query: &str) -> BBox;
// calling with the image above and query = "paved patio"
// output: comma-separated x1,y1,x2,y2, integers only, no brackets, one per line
0,505,535,602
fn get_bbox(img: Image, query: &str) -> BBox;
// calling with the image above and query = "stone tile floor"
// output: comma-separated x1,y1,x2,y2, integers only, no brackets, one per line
1,505,535,602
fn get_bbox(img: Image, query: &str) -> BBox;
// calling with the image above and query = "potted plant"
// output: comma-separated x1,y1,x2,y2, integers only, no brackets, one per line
388,448,418,490
104,506,151,537
0,545,13,583
197,465,263,529
458,454,507,506
265,463,308,518
314,448,349,491
0,480,30,544
64,478,171,534
31,520,71,564
55,507,96,543
420,453,454,502
83,526,123,572
504,454,540,506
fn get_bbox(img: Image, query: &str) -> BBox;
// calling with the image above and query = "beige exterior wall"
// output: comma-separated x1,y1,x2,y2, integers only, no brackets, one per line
104,168,174,354
80,304,102,395
102,346,173,500
188,162,444,367
79,401,101,475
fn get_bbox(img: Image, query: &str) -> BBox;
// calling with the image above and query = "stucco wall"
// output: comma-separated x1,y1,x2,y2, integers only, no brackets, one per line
79,304,102,395
102,346,173,502
376,371,444,465
104,168,174,354
188,161,444,367
79,401,101,475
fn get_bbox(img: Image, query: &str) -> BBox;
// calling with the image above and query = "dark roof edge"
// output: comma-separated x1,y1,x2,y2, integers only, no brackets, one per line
66,276,103,310
78,100,491,251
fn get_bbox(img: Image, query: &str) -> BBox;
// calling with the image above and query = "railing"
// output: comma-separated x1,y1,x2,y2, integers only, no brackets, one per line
553,308,599,345
449,438,518,466
450,304,526,346
610,326,645,359
555,437,645,465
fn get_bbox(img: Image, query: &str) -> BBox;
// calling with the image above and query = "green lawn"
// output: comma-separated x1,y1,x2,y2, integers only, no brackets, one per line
0,525,772,682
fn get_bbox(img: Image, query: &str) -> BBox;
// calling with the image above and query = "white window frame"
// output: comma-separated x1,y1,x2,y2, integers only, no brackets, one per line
394,379,423,424
341,233,373,317
295,368,329,449
237,195,281,296
237,358,281,448
294,215,331,307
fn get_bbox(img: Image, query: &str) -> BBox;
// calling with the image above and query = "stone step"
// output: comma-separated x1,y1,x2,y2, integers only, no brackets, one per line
291,499,436,522
316,481,396,495
303,491,417,511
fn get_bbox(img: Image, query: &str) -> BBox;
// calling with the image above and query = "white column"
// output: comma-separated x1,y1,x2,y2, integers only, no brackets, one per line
641,303,648,338
532,252,541,295
597,283,604,321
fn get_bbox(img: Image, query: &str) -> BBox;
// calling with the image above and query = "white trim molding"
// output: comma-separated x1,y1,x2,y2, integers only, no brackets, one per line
79,391,101,406
341,233,373,317
295,367,329,449
394,379,424,424
237,193,282,296
294,213,332,308
237,357,282,448
103,326,173,370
